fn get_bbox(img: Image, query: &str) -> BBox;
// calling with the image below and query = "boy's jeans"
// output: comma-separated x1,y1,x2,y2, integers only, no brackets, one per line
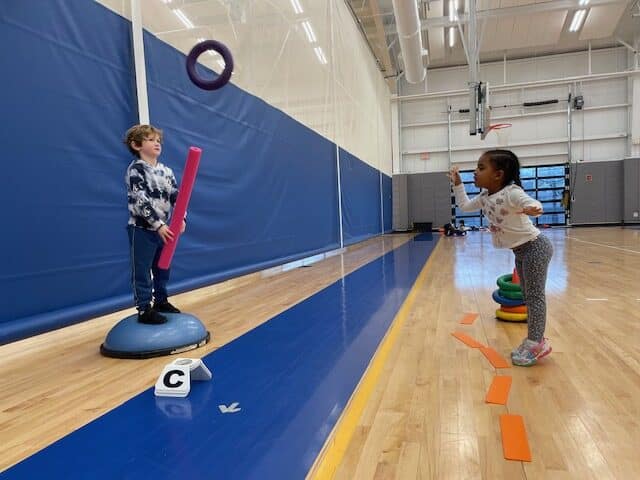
127,225,170,311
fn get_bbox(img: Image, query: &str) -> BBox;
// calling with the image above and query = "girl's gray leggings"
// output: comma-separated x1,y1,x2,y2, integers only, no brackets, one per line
513,234,553,342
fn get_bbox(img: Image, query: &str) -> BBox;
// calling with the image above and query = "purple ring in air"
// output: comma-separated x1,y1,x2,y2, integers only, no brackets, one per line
186,40,234,91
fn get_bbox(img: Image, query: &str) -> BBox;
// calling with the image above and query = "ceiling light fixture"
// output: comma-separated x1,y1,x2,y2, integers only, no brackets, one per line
301,21,317,43
314,46,327,65
290,0,303,15
569,9,587,32
174,9,194,29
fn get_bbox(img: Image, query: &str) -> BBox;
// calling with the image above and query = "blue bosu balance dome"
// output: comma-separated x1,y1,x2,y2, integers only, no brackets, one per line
100,313,210,359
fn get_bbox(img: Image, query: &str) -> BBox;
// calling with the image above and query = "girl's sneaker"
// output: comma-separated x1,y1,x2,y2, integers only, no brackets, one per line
511,338,528,359
511,338,552,366
511,337,550,358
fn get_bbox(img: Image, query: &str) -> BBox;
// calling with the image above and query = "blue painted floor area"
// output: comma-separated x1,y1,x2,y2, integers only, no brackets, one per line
1,234,437,480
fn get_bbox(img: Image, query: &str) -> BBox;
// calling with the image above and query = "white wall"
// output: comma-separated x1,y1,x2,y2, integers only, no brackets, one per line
395,47,633,173
98,0,392,175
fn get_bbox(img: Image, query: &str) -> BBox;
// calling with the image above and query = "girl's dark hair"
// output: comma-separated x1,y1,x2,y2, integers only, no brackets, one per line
483,149,522,187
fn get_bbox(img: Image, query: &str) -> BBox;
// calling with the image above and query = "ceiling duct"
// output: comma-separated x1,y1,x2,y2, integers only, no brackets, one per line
391,0,427,83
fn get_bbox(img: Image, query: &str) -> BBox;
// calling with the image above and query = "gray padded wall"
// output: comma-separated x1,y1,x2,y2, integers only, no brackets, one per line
623,157,640,223
398,161,629,229
570,160,623,224
392,174,409,231
406,173,452,229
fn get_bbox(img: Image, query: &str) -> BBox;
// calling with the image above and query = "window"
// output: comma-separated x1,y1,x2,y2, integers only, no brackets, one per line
460,171,475,183
537,189,563,201
537,166,563,177
538,213,565,224
537,177,564,189
453,163,567,227
520,167,536,179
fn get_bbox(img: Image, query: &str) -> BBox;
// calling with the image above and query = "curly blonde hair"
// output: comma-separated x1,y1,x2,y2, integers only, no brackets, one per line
124,124,163,158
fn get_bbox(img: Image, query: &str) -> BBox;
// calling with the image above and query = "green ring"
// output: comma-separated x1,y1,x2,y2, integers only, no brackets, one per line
498,288,523,300
496,274,522,292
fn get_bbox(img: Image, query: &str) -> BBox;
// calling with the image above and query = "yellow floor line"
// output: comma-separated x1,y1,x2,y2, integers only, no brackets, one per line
308,239,441,480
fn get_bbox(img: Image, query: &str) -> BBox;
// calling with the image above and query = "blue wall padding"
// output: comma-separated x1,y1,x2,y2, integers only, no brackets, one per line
0,1,138,342
142,32,341,292
382,173,392,232
339,148,382,245
0,1,388,345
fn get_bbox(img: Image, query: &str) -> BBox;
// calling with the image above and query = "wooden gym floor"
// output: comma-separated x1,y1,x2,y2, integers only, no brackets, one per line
0,227,638,479
331,227,640,480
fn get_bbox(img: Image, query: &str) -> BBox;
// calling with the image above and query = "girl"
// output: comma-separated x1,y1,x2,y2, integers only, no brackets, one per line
449,150,553,366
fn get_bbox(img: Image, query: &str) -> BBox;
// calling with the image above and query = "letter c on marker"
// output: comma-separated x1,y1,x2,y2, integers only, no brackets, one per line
163,369,185,388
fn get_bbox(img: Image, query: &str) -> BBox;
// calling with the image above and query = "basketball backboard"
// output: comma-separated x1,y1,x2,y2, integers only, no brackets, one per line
479,82,491,139
469,81,490,138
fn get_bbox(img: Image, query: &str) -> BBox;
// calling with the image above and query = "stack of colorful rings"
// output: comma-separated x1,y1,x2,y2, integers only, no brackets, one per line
492,271,527,322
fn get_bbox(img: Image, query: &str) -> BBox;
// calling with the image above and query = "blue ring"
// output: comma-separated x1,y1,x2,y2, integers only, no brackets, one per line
492,289,525,307
186,40,234,91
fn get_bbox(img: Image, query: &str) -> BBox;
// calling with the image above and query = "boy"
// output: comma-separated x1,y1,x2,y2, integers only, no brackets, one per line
124,124,186,324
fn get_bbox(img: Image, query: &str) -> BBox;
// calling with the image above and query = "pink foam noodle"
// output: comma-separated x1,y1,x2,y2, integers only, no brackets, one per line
157,146,202,270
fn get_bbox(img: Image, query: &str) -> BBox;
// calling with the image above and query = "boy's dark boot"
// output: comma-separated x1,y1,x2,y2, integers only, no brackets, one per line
138,308,167,324
153,300,181,314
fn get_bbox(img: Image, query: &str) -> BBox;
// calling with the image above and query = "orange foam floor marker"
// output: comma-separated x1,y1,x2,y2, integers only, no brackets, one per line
500,414,532,462
485,376,512,404
451,331,484,348
459,312,479,325
479,346,510,369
